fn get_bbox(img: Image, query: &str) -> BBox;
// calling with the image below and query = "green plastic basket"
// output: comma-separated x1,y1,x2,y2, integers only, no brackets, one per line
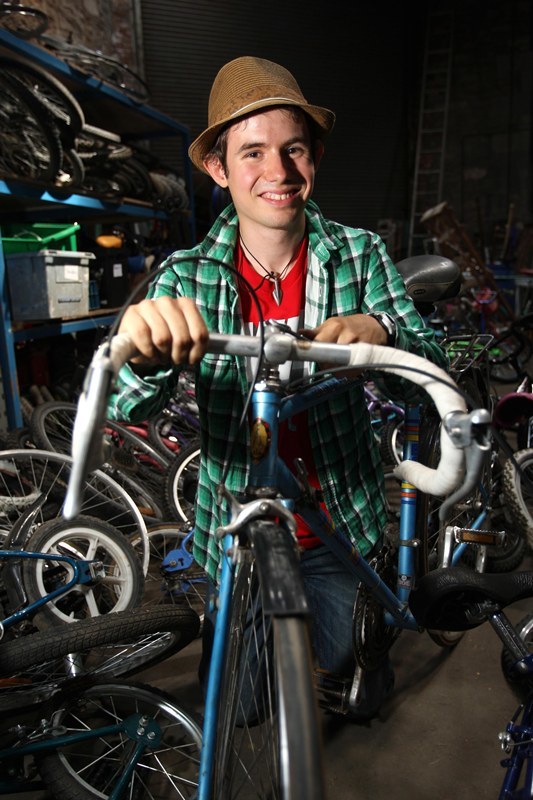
2,223,80,255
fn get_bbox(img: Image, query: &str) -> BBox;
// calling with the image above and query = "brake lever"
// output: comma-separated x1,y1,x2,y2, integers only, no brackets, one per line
63,333,137,519
438,407,492,524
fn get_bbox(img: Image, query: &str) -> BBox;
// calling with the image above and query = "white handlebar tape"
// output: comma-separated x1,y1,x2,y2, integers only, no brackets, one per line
346,343,467,496
109,335,467,498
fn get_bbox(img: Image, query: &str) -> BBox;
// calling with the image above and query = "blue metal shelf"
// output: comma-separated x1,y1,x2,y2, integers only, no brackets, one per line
0,29,196,429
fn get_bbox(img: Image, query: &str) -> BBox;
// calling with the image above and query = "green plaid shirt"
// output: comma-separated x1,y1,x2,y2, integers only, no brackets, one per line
108,200,447,583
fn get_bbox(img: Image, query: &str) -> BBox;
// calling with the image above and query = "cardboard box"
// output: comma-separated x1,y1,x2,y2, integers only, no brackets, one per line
6,249,94,320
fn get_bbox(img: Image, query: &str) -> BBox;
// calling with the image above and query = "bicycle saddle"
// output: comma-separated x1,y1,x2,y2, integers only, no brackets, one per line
395,254,462,315
409,566,533,631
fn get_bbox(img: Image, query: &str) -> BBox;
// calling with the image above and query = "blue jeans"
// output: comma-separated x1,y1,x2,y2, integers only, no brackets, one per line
200,543,393,720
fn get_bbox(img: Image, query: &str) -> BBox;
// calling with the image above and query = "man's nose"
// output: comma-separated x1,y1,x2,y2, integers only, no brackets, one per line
264,151,291,181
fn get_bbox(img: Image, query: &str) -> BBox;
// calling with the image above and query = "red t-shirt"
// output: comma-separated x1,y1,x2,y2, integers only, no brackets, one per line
236,237,323,548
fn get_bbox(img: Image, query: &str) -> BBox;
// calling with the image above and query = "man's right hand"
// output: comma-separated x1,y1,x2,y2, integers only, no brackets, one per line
118,296,209,366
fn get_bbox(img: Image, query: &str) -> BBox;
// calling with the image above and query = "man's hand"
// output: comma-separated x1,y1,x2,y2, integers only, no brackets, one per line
301,314,388,346
118,296,209,366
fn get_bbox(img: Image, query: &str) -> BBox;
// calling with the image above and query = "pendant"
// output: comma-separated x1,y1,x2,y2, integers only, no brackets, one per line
272,275,283,306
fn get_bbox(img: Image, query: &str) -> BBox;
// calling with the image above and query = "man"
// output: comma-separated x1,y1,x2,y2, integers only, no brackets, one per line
109,56,446,717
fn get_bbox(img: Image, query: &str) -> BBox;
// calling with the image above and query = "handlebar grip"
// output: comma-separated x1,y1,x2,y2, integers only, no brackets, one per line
345,343,467,496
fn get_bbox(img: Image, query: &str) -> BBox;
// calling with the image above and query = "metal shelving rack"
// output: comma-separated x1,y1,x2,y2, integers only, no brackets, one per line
0,29,196,429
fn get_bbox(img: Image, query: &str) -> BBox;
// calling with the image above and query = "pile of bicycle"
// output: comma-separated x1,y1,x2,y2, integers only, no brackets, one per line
0,3,189,211
2,252,533,797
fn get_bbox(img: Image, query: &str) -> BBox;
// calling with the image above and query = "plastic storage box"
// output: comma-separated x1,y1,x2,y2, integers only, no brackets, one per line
2,223,80,255
6,250,94,320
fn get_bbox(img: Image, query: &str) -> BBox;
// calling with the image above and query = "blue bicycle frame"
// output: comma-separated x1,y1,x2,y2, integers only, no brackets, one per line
198,373,422,796
0,549,100,633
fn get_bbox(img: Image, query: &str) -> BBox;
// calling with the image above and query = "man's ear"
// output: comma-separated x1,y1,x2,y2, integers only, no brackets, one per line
203,156,228,188
313,140,324,169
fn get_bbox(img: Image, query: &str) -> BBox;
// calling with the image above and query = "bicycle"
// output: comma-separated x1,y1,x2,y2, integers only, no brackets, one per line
0,483,203,795
408,563,533,799
64,270,490,799
0,448,151,573
0,603,202,798
0,491,144,630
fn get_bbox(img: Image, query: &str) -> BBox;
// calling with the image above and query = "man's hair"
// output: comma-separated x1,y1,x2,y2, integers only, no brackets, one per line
204,106,321,175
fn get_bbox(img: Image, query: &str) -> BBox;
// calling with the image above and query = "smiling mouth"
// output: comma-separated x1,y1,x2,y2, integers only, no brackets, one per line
261,190,299,201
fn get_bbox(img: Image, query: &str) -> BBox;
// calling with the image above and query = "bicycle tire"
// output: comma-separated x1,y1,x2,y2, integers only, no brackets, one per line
211,521,324,799
0,449,150,573
39,33,149,102
0,70,61,181
502,449,533,548
501,613,533,698
0,606,199,690
489,328,532,384
163,442,200,523
0,57,85,142
22,515,144,626
35,681,202,800
30,399,170,521
379,417,404,468
30,400,171,468
0,4,48,39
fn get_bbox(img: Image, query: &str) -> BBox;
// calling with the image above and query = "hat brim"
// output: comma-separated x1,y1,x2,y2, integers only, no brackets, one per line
188,99,335,174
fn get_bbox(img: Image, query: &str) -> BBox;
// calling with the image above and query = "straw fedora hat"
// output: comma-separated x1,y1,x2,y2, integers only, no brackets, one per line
188,56,336,173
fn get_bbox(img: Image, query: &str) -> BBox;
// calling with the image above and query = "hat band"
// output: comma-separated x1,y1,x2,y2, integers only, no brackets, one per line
228,96,302,119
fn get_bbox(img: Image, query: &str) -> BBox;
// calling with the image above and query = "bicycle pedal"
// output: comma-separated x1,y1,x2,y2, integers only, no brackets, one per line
314,669,351,715
453,526,505,546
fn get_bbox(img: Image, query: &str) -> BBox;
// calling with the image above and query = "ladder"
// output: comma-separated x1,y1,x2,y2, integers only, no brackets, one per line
408,5,454,256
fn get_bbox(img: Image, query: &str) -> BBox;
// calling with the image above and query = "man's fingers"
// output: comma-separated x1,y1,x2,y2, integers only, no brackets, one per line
118,297,209,366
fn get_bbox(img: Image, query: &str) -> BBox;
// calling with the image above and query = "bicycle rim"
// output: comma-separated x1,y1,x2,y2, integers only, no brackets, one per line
0,449,149,573
36,682,201,799
212,547,324,799
22,515,144,625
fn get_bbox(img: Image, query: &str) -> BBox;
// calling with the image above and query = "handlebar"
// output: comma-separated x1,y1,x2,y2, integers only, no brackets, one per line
63,328,490,520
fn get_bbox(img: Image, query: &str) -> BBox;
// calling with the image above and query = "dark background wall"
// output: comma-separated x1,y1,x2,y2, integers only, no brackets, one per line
138,0,426,249
27,0,533,264
138,0,532,263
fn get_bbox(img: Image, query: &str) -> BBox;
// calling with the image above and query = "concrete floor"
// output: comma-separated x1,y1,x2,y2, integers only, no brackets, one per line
9,576,530,800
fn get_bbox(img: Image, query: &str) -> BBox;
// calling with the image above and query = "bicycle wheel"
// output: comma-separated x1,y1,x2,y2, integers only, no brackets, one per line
0,606,200,700
0,450,150,573
379,417,404,468
0,71,61,181
36,682,201,800
501,613,533,698
22,515,144,626
163,442,200,523
211,521,324,799
502,449,533,548
39,33,149,102
489,328,532,384
131,524,207,627
0,57,85,142
30,401,170,519
0,4,48,38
